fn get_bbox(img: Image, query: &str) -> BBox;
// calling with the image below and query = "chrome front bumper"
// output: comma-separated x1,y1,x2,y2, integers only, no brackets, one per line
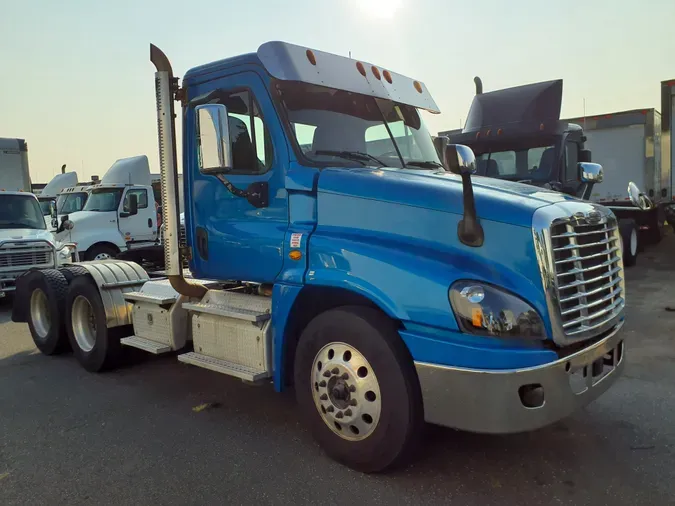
415,320,625,434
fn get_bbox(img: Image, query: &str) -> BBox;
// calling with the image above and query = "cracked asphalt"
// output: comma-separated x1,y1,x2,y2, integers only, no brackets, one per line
1,235,674,505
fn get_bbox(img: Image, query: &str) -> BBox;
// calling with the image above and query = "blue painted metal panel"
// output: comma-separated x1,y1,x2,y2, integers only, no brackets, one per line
184,70,290,283
272,283,302,392
400,323,556,370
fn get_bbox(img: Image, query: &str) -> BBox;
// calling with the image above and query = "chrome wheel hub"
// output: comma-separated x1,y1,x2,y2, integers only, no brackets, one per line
311,342,382,441
71,295,97,352
30,288,50,339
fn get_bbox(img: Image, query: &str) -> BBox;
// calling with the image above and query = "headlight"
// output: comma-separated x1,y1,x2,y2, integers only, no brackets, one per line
449,281,545,339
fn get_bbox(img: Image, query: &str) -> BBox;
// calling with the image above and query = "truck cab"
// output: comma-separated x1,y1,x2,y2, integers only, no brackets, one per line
38,171,79,228
15,42,626,473
441,78,641,265
54,156,158,260
0,190,77,295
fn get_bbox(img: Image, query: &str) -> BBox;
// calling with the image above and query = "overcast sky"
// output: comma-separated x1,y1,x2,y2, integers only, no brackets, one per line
2,0,674,182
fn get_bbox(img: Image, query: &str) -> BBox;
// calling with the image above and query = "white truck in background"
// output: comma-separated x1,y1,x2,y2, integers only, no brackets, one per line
38,170,79,228
0,138,32,192
564,108,668,244
54,155,159,260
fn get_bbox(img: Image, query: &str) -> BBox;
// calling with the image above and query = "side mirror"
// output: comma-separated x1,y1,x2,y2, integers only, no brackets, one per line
579,149,592,163
628,181,650,210
579,162,603,183
61,214,69,223
196,104,232,174
444,144,477,175
128,193,138,216
49,201,57,218
62,220,74,231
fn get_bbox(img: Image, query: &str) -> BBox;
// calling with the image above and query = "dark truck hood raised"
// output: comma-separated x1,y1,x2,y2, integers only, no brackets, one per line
317,166,579,228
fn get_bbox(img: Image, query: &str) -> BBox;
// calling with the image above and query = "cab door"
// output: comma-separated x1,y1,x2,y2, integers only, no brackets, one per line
185,71,289,283
118,187,156,243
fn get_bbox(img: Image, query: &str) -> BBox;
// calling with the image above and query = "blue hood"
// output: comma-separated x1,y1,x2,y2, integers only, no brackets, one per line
317,166,579,228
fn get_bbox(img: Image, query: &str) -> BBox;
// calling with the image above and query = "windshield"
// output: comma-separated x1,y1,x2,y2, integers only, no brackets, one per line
277,82,441,169
0,195,47,230
56,192,88,214
83,188,123,212
38,198,54,216
475,143,558,182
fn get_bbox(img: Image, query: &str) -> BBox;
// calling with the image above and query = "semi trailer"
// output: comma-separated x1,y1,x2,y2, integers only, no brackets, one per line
14,42,626,472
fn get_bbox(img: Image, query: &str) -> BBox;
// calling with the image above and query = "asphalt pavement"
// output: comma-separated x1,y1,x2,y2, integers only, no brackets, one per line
1,236,674,505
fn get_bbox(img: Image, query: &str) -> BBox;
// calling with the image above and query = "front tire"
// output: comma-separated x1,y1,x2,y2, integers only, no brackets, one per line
619,219,639,267
86,244,119,261
65,276,123,372
294,306,423,473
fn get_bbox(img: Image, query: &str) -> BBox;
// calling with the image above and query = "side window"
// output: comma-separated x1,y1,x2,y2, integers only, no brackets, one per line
293,123,317,154
123,189,148,211
565,142,579,181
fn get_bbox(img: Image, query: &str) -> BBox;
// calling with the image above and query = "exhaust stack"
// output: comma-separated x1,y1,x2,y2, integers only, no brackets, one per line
474,76,483,95
150,44,206,299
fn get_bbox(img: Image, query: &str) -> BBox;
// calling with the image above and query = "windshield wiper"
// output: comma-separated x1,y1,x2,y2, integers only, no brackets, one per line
314,150,386,167
406,160,444,169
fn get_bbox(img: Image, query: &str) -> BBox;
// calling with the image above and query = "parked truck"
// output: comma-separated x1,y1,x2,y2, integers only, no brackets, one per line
564,108,667,247
38,170,79,227
53,155,159,260
13,42,626,472
0,138,32,192
441,78,648,266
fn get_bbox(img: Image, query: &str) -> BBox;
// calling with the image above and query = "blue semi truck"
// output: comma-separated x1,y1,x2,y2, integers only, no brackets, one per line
13,42,626,472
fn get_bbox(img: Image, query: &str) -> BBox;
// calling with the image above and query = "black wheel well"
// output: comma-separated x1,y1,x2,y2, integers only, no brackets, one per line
88,242,120,254
282,286,397,387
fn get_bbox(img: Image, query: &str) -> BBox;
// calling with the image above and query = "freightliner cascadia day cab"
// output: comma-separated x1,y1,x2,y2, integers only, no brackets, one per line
441,78,649,267
14,42,626,472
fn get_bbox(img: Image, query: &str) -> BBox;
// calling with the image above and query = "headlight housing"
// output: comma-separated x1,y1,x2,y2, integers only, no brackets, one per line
449,281,545,339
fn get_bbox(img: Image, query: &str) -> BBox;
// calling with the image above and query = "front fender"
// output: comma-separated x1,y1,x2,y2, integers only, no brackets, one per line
60,229,125,253
307,216,550,336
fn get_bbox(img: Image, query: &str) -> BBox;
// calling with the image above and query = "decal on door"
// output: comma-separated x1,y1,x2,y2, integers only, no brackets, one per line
290,233,302,248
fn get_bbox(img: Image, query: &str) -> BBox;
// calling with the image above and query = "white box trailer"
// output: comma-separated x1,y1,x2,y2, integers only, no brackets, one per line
564,109,667,243
0,138,32,192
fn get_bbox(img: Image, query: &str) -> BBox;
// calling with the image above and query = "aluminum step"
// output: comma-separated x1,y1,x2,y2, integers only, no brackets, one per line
182,302,270,323
177,352,270,381
124,291,176,305
120,335,172,354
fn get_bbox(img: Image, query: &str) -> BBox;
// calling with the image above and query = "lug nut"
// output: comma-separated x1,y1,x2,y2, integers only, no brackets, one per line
326,405,334,413
319,380,326,387
349,385,356,392
320,393,328,401
341,373,349,380
335,411,344,419
323,370,331,378
331,368,339,375
344,409,352,417
349,399,357,406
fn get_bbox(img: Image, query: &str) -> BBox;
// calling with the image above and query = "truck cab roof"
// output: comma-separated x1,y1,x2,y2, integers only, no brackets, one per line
184,41,440,114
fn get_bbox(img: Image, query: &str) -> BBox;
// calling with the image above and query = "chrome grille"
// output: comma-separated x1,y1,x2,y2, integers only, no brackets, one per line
549,215,624,338
0,243,54,270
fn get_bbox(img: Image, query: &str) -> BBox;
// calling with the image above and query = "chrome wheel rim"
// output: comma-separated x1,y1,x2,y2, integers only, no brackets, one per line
71,295,97,352
30,288,50,339
94,252,111,260
311,342,382,441
630,229,638,256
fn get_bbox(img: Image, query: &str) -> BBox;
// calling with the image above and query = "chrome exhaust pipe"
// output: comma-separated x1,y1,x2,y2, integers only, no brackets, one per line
150,44,206,298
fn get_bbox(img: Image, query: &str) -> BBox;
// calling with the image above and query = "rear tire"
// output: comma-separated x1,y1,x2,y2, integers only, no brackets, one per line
58,265,89,283
65,276,123,372
619,219,639,267
294,306,423,473
26,269,70,355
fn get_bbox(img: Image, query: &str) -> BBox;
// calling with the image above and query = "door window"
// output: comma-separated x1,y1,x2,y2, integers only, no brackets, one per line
123,189,148,212
565,142,579,182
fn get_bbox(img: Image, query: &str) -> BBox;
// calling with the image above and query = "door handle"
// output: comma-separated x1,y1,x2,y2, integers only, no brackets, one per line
196,227,209,260
148,218,153,228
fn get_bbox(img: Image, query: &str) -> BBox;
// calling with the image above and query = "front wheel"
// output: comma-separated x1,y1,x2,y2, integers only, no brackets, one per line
619,219,639,267
294,306,423,473
86,244,119,261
